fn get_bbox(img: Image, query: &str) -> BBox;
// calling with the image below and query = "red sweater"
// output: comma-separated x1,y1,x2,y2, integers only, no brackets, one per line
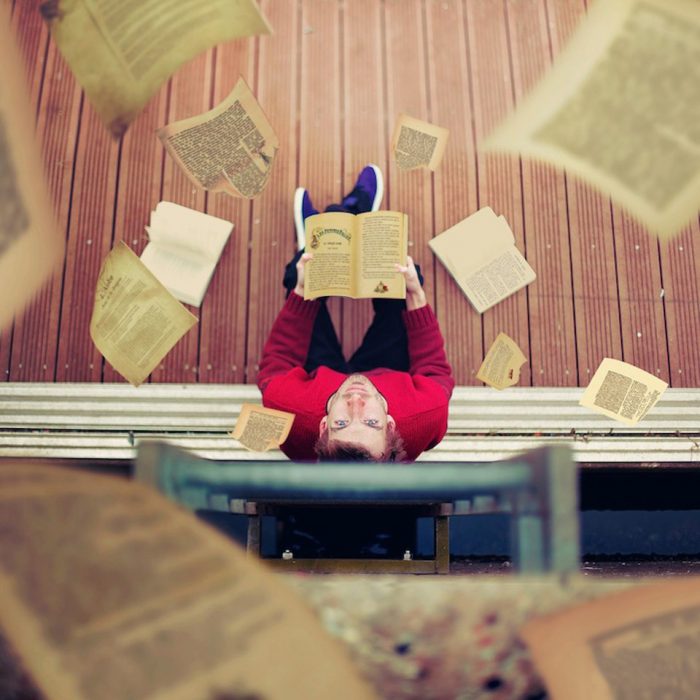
257,293,454,461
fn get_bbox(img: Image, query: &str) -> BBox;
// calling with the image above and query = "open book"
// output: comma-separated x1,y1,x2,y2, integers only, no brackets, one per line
158,77,278,198
303,211,407,301
429,207,536,313
39,0,271,137
139,201,233,307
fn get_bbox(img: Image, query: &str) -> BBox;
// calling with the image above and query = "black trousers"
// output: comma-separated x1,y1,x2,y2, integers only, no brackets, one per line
283,250,423,374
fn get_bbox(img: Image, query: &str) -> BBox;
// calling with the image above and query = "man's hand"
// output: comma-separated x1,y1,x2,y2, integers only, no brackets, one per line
293,252,313,298
395,256,427,310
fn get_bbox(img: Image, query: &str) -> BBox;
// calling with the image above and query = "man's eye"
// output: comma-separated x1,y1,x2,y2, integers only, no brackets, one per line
364,419,379,427
334,420,348,427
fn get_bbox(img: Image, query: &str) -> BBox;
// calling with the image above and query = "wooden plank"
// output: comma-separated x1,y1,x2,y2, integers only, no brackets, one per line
613,208,670,383
384,0,434,299
660,221,700,387
424,0,480,385
54,104,120,381
506,1,577,387
245,0,300,383
465,0,531,386
102,77,169,383
275,0,342,366
341,0,386,357
545,0,623,386
8,24,81,381
151,51,214,383
199,40,256,384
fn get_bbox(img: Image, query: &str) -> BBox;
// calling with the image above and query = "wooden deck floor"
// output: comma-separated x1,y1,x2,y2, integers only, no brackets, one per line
2,0,699,388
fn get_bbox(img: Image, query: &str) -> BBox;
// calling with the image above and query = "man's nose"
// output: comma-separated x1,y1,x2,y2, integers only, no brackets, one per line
346,393,366,408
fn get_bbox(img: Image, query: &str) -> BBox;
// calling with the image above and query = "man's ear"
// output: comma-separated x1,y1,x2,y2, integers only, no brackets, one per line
319,416,328,436
386,415,396,432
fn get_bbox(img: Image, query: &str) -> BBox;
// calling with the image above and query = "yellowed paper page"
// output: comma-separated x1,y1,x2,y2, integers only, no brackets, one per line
391,113,450,171
0,18,64,332
89,242,197,386
476,333,528,390
429,207,536,313
579,358,668,425
304,212,355,300
522,577,700,700
42,0,272,137
356,211,407,299
0,461,377,700
158,77,278,198
482,0,700,240
231,404,295,452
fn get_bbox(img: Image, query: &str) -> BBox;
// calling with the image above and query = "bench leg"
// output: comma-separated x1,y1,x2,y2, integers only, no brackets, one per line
511,509,545,573
246,515,261,557
435,516,450,574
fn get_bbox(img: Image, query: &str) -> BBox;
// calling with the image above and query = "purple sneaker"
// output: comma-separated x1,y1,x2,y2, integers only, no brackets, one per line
340,164,384,214
293,187,318,250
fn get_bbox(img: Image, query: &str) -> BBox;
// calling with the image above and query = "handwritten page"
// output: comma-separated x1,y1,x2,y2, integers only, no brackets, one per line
391,113,449,171
158,77,278,198
231,404,295,452
522,577,700,700
0,18,63,331
40,0,272,137
90,242,197,386
579,358,668,425
477,333,527,390
0,460,377,700
482,0,700,240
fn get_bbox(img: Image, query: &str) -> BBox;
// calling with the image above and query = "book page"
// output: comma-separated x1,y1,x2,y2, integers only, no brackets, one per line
391,113,450,171
0,461,377,700
0,18,64,332
579,358,668,426
90,242,197,386
476,333,528,390
158,77,278,198
139,243,213,307
458,247,536,314
41,0,272,137
304,212,356,300
521,577,700,700
148,202,233,259
482,0,700,240
428,207,514,276
231,404,295,452
356,211,407,299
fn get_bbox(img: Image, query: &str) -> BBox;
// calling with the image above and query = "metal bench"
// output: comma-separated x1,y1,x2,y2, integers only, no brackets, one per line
134,441,578,574
0,383,698,464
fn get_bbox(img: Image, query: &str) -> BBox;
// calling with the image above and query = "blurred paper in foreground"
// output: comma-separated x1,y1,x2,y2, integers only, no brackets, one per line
482,0,700,240
522,577,700,700
0,18,63,331
0,461,377,700
90,242,197,386
40,0,272,137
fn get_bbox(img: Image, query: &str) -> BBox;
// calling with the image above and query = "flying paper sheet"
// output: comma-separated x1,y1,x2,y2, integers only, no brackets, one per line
0,460,378,700
482,0,700,239
40,0,272,137
0,17,63,331
90,242,197,386
391,113,449,171
231,404,295,452
477,333,527,390
522,577,700,700
579,358,668,426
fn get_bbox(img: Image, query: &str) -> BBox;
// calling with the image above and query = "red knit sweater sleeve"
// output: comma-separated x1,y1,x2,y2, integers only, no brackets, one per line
257,292,320,392
402,304,455,398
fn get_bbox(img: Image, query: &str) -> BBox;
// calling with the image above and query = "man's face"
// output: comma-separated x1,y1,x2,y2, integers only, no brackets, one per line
320,374,395,458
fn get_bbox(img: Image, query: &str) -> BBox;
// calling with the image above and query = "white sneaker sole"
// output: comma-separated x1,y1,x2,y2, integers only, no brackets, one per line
293,187,306,250
369,163,384,211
